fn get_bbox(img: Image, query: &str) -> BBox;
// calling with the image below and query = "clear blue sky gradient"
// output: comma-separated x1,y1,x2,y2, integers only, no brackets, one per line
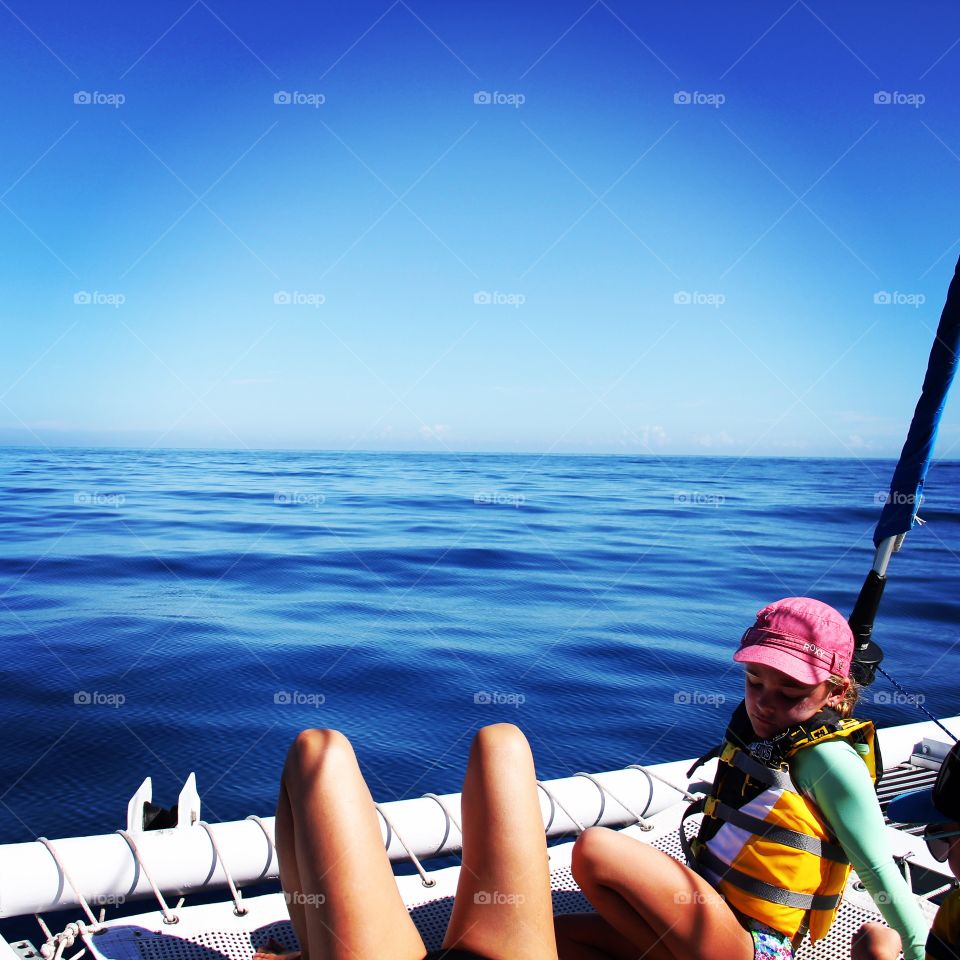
2,1,960,457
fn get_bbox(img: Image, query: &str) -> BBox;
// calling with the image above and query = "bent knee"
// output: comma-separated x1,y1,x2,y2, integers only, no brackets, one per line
470,722,530,762
284,728,353,783
571,826,619,884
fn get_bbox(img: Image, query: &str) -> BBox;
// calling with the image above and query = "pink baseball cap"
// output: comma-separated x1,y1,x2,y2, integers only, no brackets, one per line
733,597,854,685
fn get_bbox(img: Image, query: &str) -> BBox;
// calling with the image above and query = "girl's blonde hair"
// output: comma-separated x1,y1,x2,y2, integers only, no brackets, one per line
830,674,860,718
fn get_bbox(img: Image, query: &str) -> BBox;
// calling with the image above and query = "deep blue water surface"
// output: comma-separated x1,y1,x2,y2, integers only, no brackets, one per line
2,448,959,846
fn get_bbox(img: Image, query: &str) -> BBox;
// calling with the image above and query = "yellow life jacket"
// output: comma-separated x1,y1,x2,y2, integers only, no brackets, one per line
684,702,878,942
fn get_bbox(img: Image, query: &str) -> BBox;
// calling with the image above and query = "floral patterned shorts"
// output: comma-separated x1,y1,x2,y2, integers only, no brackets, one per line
746,920,795,960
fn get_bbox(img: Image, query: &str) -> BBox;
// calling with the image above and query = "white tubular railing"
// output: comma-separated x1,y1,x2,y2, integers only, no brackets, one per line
0,758,699,918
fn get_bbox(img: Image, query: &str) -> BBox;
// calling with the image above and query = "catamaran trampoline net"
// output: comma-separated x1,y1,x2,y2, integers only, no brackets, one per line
84,831,884,960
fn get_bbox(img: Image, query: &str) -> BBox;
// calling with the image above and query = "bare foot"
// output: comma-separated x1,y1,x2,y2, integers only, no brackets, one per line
252,938,301,960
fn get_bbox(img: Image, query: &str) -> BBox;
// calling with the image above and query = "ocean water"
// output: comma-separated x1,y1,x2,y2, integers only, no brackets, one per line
1,447,959,850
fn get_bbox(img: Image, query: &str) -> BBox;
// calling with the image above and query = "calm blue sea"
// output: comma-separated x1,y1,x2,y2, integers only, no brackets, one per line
2,448,959,849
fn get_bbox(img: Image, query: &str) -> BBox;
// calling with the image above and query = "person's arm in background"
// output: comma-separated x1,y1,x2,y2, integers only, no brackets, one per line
792,738,930,960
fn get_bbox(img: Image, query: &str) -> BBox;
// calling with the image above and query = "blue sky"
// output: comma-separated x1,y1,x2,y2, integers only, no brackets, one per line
2,1,959,457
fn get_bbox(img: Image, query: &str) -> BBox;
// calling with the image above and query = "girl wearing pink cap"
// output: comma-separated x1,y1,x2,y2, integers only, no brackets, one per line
556,597,929,960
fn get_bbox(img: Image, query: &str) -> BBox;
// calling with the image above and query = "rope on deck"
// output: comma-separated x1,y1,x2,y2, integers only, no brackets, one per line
573,772,653,830
422,793,463,845
36,837,103,960
245,814,277,877
200,822,246,916
627,763,701,804
376,804,436,888
536,780,586,833
116,829,179,924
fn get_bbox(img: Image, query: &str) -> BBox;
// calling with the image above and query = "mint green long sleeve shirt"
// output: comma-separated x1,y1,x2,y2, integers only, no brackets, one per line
791,738,929,960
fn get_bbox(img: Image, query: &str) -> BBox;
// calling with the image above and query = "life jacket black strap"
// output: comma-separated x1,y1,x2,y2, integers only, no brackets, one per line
726,748,796,791
697,848,842,912
926,931,960,960
679,797,705,867
687,744,722,779
708,800,848,863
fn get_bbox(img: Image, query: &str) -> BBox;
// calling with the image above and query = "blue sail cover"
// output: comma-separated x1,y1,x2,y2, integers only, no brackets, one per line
875,255,960,546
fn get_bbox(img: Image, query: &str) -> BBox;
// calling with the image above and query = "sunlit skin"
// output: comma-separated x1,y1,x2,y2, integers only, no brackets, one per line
744,663,850,739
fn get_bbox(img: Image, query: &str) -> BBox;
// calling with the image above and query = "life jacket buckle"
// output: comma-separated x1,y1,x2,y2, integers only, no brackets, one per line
703,795,719,817
719,743,739,766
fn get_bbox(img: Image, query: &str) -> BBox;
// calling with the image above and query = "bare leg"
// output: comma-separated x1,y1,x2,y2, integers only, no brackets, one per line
443,723,558,960
270,728,426,960
570,827,754,960
254,780,307,960
852,922,902,960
